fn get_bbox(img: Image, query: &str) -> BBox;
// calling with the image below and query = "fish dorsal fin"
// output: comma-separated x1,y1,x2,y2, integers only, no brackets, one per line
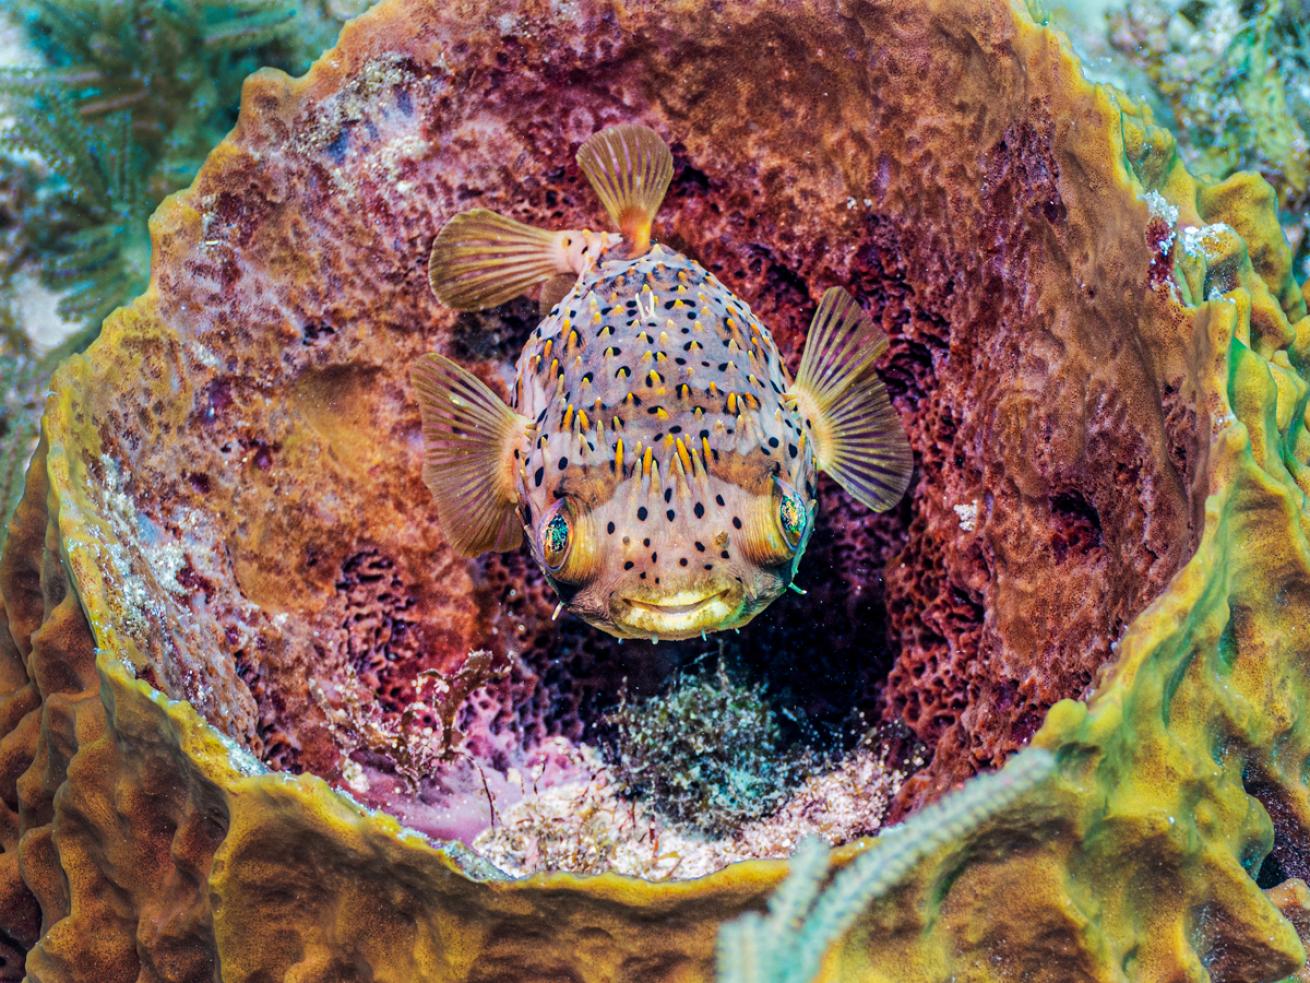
411,353,530,555
428,209,572,311
539,273,576,315
790,287,913,512
576,124,673,255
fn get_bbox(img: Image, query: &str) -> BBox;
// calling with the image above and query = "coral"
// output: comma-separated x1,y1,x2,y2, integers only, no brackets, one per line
0,167,39,540
717,748,1055,983
1107,0,1310,276
0,0,363,546
313,646,512,793
602,659,817,834
0,0,1307,981
0,322,39,542
0,0,353,331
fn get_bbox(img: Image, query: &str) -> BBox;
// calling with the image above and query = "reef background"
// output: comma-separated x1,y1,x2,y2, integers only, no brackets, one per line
0,0,1308,980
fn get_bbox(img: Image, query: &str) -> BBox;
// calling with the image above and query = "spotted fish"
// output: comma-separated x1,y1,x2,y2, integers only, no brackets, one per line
413,125,912,641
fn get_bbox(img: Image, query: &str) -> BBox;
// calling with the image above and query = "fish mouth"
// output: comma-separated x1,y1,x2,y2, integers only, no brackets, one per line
627,590,728,616
615,588,737,640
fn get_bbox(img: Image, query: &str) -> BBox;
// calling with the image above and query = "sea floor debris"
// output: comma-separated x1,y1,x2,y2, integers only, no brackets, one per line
473,729,921,880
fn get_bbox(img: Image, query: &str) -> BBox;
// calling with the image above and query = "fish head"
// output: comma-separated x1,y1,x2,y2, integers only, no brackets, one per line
524,466,815,641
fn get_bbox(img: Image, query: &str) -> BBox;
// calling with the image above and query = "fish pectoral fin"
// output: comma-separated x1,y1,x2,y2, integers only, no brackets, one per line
539,273,577,316
576,124,673,255
789,287,913,512
428,209,575,311
410,353,529,555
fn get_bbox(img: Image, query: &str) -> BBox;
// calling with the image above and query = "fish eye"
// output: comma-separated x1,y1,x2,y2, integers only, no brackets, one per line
778,488,807,550
740,478,811,568
540,500,573,571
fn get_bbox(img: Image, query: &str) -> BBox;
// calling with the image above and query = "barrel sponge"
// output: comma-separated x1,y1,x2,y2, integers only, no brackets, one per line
1,0,1309,980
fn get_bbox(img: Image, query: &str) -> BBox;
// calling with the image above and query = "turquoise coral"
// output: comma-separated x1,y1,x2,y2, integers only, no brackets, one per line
716,749,1055,983
0,0,346,329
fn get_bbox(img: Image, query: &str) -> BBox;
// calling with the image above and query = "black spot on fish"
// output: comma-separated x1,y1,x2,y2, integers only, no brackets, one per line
694,503,705,518
666,509,675,521
558,457,569,470
768,437,780,448
679,558,688,567
534,467,544,487
732,517,742,529
624,560,635,570
720,550,730,559
664,488,673,503
695,541,705,551
607,521,616,535
715,494,725,506
637,507,648,522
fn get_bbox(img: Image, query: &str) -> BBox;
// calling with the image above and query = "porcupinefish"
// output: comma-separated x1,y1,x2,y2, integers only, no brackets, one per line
413,124,912,642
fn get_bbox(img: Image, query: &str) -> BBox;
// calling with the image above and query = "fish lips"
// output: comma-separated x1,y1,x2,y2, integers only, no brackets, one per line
606,584,751,641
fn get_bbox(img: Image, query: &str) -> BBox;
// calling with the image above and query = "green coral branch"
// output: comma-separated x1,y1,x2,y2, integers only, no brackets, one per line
716,748,1056,983
0,0,360,333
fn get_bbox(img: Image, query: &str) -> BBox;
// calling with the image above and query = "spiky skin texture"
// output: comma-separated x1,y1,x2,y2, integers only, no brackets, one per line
512,244,817,640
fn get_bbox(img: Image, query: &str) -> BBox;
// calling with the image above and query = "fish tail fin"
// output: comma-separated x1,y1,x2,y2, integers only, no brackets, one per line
790,288,913,512
576,124,673,255
428,208,573,311
410,353,530,555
